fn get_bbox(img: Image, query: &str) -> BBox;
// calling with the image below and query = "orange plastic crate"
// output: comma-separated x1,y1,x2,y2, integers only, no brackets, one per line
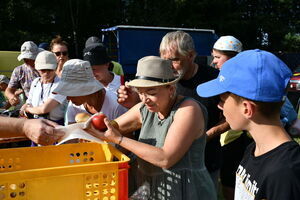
0,142,130,200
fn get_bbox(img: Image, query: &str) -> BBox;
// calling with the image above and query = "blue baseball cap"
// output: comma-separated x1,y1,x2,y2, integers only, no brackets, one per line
197,49,292,102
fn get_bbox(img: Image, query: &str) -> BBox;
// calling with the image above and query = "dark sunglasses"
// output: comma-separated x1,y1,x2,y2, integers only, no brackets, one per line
53,51,68,56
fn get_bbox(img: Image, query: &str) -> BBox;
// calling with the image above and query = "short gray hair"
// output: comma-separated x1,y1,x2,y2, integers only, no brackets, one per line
159,31,195,57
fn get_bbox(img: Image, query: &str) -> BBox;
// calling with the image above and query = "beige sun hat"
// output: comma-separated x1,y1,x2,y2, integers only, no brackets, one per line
35,51,57,70
127,56,181,88
52,59,104,96
17,41,42,61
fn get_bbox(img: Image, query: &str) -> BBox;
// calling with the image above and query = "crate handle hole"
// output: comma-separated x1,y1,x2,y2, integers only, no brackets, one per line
19,192,25,196
0,193,5,199
0,185,5,191
10,192,17,198
19,183,25,189
9,184,17,190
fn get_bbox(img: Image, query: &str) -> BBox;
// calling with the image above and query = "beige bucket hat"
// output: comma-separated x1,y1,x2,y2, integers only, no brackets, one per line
127,56,181,88
17,41,42,61
52,59,104,96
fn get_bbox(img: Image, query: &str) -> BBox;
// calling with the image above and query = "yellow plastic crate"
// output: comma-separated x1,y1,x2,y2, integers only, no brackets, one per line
0,142,130,200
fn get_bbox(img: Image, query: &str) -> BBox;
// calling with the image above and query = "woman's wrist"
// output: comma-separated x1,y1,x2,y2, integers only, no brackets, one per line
118,135,124,145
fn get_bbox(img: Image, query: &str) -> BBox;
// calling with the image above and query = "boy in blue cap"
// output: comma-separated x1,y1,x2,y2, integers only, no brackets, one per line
197,49,300,200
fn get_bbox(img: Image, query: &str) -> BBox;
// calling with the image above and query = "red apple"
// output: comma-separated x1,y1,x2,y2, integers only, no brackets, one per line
91,113,107,131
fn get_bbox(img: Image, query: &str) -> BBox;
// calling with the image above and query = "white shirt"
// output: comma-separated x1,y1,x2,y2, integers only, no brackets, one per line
66,89,127,124
106,73,122,95
27,76,67,121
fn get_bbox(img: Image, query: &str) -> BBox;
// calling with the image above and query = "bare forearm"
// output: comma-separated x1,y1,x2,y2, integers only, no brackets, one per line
25,100,59,115
0,117,25,138
118,136,173,169
26,106,46,115
5,87,16,99
206,121,230,140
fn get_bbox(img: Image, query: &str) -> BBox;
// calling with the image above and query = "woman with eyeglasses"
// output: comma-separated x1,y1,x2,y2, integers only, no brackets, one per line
86,56,217,200
20,51,67,129
50,35,69,77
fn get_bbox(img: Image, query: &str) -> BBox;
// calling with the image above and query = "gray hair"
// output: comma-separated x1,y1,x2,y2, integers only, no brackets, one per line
159,31,196,57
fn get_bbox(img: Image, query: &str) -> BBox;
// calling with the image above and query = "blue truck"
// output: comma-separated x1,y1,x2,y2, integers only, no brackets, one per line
100,25,218,77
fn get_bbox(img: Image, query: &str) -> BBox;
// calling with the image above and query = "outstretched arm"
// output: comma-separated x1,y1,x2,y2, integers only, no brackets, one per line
88,99,205,169
25,98,60,115
0,117,64,145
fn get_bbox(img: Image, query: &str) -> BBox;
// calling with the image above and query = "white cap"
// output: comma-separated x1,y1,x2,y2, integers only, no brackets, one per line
35,51,57,70
213,36,242,53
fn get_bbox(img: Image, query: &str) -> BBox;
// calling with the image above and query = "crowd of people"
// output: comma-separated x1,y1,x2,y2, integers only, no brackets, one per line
0,32,299,200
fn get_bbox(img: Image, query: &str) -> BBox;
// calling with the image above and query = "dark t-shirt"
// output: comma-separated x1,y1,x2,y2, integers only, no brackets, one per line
235,141,300,200
177,57,222,172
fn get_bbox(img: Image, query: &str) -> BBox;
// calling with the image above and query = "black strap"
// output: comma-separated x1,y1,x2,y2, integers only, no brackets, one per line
135,76,175,83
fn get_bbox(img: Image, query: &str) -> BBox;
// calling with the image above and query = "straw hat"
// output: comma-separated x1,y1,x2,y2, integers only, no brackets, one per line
127,56,181,88
52,59,104,96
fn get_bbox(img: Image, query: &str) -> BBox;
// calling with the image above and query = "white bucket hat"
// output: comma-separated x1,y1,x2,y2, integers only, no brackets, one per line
17,41,42,61
213,36,242,53
35,51,57,70
52,59,104,96
127,56,181,88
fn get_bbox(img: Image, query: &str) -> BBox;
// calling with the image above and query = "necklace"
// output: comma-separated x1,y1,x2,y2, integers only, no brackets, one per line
40,78,54,103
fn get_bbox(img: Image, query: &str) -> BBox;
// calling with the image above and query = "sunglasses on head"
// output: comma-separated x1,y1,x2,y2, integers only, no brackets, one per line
53,51,68,56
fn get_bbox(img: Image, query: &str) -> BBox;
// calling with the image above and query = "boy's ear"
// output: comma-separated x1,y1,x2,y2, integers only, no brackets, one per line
242,100,256,118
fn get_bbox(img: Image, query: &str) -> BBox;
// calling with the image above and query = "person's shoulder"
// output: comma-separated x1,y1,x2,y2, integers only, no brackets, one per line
11,64,25,74
176,97,205,116
266,141,300,171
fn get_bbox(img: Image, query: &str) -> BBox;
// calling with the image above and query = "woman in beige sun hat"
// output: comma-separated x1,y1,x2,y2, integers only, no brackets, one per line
86,56,217,199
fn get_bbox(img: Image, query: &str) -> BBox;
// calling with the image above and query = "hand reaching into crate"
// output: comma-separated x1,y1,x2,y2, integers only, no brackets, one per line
23,118,65,145
0,116,65,145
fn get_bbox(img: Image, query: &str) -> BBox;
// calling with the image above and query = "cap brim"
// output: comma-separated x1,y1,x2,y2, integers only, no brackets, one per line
127,77,180,88
35,64,57,70
196,78,227,97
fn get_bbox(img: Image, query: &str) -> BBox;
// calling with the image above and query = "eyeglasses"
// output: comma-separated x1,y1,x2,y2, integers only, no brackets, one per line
53,51,68,56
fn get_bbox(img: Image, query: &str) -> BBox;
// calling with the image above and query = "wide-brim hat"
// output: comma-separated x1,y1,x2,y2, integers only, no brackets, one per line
17,41,42,61
127,56,181,88
52,59,104,96
35,51,57,70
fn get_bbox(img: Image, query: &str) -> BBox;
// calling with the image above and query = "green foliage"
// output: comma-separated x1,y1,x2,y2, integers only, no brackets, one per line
283,33,300,52
0,0,299,54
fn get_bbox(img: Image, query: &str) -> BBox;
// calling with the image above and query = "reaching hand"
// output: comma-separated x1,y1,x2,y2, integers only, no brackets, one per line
8,95,20,106
23,119,65,145
117,83,140,109
87,118,122,144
